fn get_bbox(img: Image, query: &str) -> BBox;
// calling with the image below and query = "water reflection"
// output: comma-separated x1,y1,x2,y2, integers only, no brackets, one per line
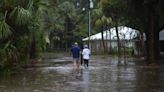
82,68,89,92
0,57,164,92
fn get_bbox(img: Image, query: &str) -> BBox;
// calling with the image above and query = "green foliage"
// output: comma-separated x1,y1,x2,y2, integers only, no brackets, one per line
16,7,32,26
0,41,18,69
0,0,48,71
0,11,11,39
45,0,88,49
0,20,11,39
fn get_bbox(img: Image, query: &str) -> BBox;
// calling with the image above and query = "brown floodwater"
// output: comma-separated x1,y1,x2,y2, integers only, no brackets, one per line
0,56,164,92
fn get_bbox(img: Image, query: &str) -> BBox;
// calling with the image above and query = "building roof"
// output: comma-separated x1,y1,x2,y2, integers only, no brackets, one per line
82,26,140,41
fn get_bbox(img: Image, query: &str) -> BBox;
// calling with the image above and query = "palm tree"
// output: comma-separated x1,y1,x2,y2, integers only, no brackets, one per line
0,0,48,67
94,7,112,53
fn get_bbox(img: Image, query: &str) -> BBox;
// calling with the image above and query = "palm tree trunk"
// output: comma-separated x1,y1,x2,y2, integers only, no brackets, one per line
115,21,121,57
105,25,108,52
140,31,145,57
101,26,106,53
30,33,36,59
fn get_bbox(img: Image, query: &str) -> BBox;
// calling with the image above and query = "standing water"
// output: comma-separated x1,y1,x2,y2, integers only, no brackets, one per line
0,56,164,92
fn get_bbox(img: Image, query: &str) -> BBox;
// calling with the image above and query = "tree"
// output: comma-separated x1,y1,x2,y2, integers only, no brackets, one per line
45,1,88,51
0,0,48,68
98,0,164,63
122,0,164,63
94,7,112,53
99,0,126,56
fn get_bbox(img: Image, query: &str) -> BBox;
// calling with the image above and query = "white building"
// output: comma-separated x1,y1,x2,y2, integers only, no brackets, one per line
82,26,140,53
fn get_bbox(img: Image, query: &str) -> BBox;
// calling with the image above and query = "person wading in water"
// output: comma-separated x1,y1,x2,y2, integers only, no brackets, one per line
82,44,91,68
71,42,81,69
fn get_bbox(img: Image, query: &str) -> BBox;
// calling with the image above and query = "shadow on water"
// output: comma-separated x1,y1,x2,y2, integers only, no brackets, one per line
0,56,164,92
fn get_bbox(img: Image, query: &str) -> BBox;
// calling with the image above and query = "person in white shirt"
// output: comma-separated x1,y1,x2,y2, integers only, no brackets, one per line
82,45,91,68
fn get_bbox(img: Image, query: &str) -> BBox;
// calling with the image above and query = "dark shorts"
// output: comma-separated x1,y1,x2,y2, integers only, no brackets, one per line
83,59,89,63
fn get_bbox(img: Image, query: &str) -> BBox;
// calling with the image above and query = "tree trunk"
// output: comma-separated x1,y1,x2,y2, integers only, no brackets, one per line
140,31,146,57
115,21,121,57
30,34,36,59
148,14,155,62
105,25,108,52
105,28,108,52
101,26,106,53
146,14,159,63
109,29,112,52
145,4,160,64
153,15,160,60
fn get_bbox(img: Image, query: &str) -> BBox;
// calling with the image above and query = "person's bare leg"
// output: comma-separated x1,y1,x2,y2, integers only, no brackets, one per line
76,59,80,69
73,59,76,69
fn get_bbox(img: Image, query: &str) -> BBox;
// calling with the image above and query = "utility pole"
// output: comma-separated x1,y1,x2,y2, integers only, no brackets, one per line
88,0,93,50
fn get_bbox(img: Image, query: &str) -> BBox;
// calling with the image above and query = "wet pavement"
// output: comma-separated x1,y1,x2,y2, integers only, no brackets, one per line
0,56,164,92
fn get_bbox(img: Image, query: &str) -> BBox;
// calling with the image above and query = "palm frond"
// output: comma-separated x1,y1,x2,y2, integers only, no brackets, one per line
0,11,11,39
27,0,33,9
0,20,11,39
33,0,49,11
9,7,18,18
16,7,32,26
95,19,103,26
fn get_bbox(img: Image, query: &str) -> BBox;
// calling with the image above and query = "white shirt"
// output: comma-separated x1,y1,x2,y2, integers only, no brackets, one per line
82,48,91,60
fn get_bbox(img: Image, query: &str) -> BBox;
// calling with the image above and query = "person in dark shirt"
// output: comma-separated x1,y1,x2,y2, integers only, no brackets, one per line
71,42,80,69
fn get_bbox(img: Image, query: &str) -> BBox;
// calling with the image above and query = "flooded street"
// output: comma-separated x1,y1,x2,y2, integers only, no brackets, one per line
0,56,164,92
